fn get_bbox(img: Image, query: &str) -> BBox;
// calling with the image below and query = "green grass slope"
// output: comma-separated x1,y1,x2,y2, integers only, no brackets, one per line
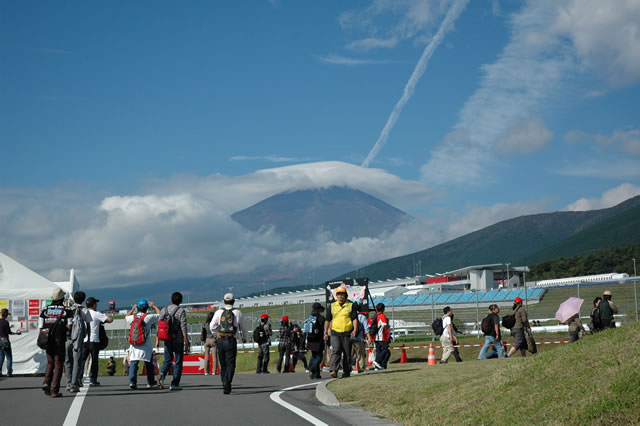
524,204,640,265
335,196,640,281
329,322,640,425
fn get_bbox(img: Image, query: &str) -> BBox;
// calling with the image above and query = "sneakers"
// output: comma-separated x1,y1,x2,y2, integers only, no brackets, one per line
146,383,155,389
223,384,231,394
305,369,309,373
89,381,100,386
50,392,63,398
169,385,182,391
256,371,262,374
69,386,80,393
157,376,165,389
204,372,209,376
309,370,315,379
262,370,270,374
41,384,50,395
329,370,337,378
372,361,382,370
129,383,137,390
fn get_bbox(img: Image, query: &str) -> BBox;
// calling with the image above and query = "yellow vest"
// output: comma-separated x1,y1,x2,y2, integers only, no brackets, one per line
330,300,354,333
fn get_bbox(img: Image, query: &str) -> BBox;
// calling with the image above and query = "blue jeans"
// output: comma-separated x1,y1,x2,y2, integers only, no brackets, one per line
478,335,504,359
128,360,155,385
160,340,184,386
0,342,12,376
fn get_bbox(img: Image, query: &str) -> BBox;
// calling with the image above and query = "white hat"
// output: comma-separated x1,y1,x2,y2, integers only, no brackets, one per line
223,293,235,303
52,287,65,301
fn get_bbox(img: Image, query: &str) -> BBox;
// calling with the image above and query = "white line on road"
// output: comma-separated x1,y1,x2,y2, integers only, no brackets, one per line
269,382,328,426
62,381,90,426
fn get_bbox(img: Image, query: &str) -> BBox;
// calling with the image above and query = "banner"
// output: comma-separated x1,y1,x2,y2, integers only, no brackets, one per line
325,278,370,312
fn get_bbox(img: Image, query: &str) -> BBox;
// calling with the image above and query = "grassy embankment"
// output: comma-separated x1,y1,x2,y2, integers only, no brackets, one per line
328,322,640,425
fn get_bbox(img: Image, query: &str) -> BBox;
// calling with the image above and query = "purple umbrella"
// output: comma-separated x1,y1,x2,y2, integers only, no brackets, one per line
555,297,584,323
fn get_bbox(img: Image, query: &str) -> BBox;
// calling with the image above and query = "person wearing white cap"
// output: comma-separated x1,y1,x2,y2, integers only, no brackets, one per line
210,293,247,394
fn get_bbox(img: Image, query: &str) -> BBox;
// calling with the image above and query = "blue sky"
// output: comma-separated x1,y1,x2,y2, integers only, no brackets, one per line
1,0,639,288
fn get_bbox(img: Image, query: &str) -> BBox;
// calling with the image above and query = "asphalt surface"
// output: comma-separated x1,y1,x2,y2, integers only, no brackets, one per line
0,371,394,426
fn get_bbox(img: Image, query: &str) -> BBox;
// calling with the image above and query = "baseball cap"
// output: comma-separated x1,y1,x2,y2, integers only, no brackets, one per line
137,299,149,309
282,315,289,322
603,290,612,296
335,286,347,294
223,293,235,302
86,297,99,306
261,313,269,320
1,308,9,316
514,296,523,303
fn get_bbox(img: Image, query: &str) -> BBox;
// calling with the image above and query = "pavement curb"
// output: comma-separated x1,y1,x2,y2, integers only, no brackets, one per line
315,378,340,406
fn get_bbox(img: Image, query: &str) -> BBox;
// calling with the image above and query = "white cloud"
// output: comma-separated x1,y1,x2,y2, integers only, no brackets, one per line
446,199,549,239
565,183,640,211
421,1,640,185
0,162,440,288
339,0,449,51
230,155,312,163
315,54,392,65
564,129,640,157
495,119,552,155
556,159,640,179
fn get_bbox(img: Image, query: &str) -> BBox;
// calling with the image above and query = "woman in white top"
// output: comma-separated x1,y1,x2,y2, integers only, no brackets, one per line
125,299,161,389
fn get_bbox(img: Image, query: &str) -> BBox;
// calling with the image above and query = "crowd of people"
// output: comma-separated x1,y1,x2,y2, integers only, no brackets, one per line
1,286,622,398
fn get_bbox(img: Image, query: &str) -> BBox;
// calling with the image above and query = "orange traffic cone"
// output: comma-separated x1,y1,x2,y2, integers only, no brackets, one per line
427,344,437,365
354,358,359,373
367,347,373,366
400,345,408,364
215,363,220,375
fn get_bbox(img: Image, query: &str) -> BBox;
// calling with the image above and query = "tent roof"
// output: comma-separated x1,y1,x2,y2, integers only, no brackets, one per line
0,251,58,300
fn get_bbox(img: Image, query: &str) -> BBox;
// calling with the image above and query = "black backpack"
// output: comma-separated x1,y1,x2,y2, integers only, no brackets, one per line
481,315,494,335
502,314,516,329
369,312,380,337
98,322,109,350
431,317,444,336
253,324,267,344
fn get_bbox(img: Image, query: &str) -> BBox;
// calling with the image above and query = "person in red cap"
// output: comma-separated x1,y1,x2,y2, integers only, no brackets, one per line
507,297,531,357
277,315,293,373
254,313,272,374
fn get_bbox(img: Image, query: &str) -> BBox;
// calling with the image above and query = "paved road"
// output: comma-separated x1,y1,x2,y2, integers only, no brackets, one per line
0,372,393,426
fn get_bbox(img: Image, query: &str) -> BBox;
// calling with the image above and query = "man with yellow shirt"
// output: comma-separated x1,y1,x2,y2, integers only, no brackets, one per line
324,286,358,378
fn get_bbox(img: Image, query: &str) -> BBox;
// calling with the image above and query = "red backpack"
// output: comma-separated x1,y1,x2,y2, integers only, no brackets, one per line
157,308,179,341
129,313,147,345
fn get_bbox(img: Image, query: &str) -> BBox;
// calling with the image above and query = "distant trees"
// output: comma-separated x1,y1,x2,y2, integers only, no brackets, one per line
529,244,640,281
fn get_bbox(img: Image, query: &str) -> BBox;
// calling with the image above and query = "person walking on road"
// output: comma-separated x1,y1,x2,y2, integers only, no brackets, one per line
277,316,293,373
125,299,161,389
439,306,457,364
254,313,272,374
203,311,218,376
324,286,358,378
599,290,618,329
351,305,369,373
159,292,190,391
65,291,90,392
83,297,113,386
0,308,21,377
210,293,247,394
292,325,308,372
507,297,531,357
478,304,504,360
39,288,72,397
306,302,326,379
372,303,391,370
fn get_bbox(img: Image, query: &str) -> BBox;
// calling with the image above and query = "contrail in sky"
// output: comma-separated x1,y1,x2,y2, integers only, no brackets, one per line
361,0,469,168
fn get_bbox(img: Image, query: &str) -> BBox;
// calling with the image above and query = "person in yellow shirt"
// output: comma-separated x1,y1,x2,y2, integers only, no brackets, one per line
323,286,358,378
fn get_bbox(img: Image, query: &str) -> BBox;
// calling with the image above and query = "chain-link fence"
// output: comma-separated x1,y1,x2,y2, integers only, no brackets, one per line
105,280,639,350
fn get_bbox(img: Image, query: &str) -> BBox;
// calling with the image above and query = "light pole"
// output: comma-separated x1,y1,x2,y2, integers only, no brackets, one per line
633,258,638,322
506,263,511,288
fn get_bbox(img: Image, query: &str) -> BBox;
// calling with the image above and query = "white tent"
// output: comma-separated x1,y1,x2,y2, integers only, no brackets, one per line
0,251,76,374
